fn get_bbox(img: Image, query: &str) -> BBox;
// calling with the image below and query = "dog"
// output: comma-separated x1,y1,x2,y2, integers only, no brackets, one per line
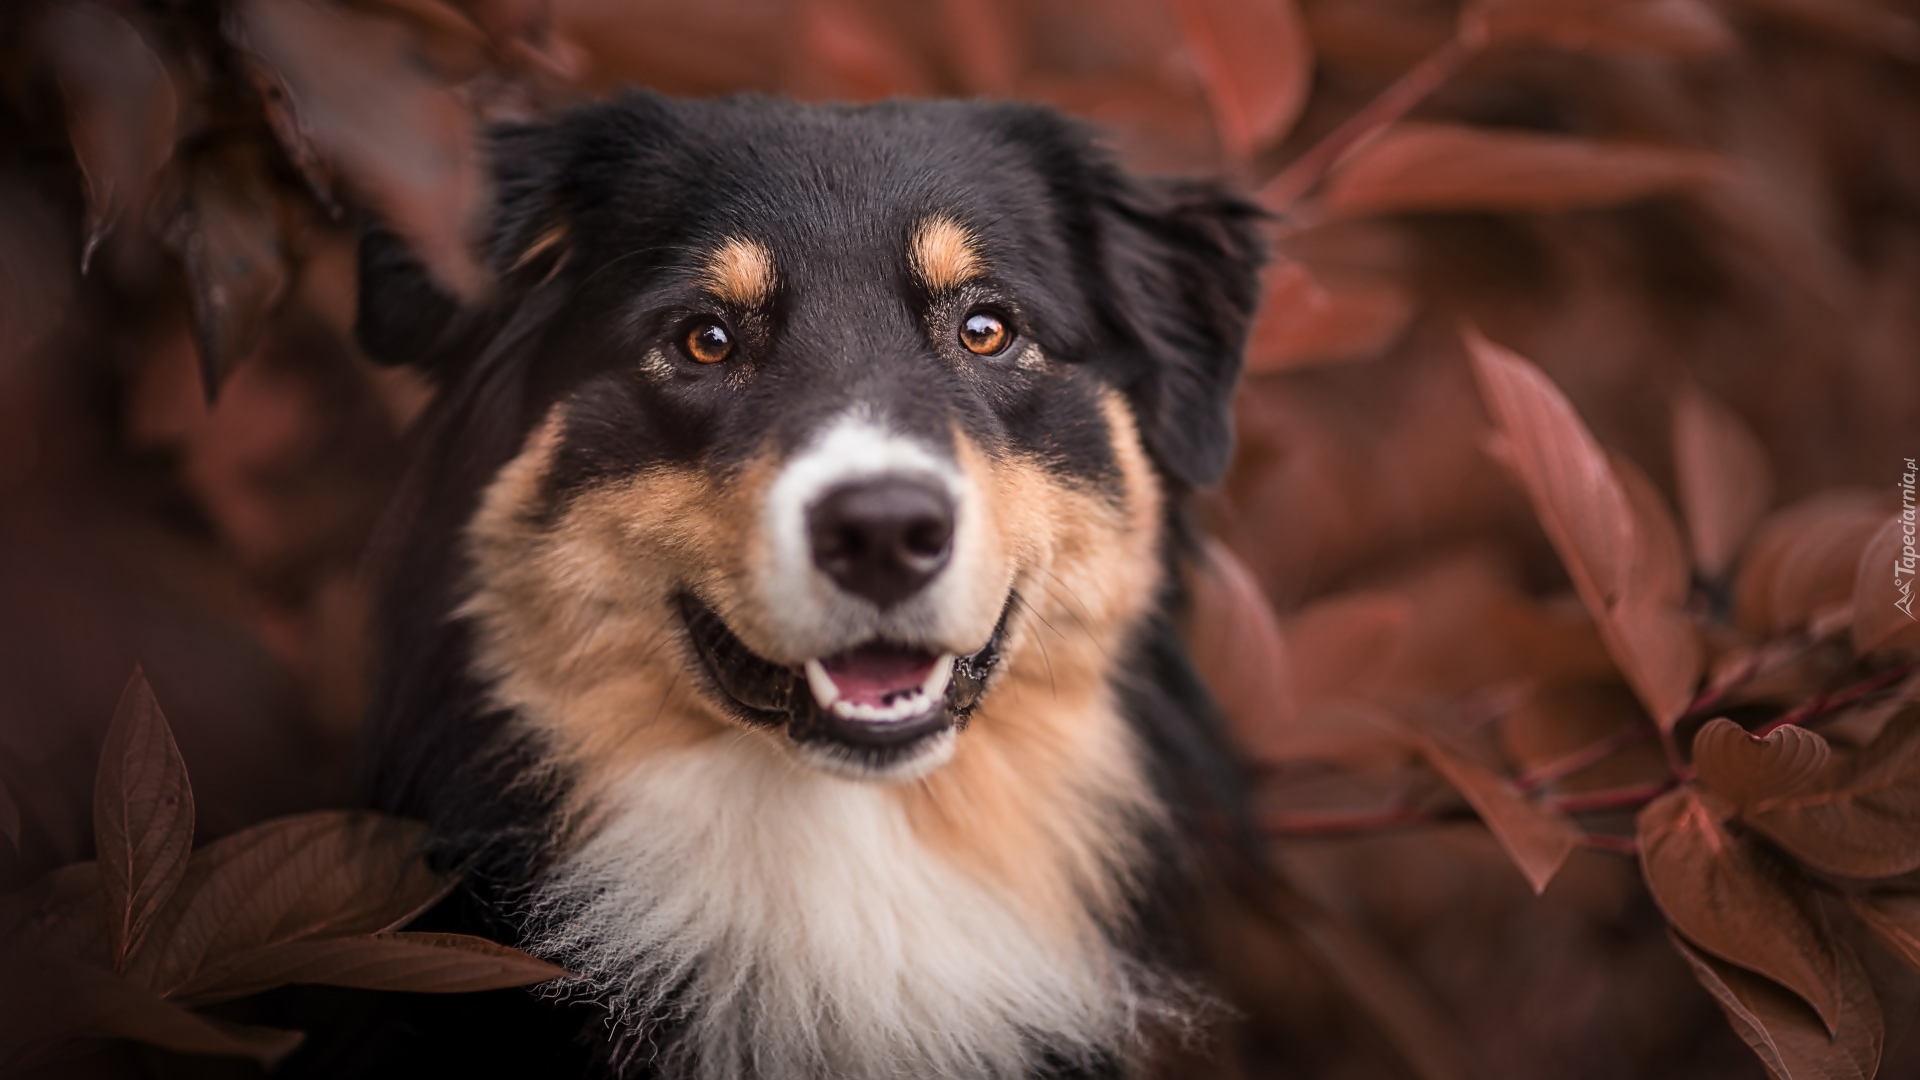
352,91,1264,1079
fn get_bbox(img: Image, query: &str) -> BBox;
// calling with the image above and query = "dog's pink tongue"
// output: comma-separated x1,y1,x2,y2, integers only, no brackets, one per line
821,644,939,707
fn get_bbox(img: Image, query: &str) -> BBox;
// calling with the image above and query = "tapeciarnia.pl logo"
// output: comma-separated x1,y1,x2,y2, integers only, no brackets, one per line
1898,457,1917,621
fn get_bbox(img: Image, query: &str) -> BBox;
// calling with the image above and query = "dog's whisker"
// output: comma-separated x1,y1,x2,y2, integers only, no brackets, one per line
1013,592,1059,702
1031,567,1116,664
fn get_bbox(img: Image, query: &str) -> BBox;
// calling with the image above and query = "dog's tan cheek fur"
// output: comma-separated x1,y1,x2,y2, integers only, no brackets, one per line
897,391,1166,938
462,405,783,829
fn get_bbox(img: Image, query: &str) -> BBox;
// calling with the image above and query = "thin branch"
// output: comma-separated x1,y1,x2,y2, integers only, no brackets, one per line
1678,618,1849,725
1261,780,1670,839
1756,657,1920,736
1261,804,1464,838
1578,833,1639,856
1515,724,1655,792
1659,727,1692,784
1259,23,1487,211
1547,780,1674,815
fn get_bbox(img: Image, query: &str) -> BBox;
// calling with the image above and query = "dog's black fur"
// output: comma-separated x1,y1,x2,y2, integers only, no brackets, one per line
322,92,1263,1079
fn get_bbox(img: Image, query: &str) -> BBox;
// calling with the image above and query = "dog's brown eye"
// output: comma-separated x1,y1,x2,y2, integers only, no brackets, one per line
685,320,733,363
959,310,1009,356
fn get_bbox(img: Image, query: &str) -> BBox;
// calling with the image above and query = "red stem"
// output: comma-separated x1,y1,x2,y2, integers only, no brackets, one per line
1579,833,1639,856
1679,616,1854,725
1755,657,1920,736
1260,26,1487,211
1515,724,1654,791
1261,781,1671,839
1659,727,1692,783
1261,805,1452,837
1547,780,1674,814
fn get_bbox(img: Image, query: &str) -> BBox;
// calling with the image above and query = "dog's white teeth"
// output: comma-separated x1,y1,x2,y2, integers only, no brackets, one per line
803,659,840,709
828,691,929,723
921,655,956,700
806,653,954,723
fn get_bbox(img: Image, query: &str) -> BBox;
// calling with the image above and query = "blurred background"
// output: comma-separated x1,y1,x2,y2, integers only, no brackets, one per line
1,0,1917,1076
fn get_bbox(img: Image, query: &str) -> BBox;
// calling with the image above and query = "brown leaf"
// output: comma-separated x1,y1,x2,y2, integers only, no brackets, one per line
1734,491,1888,635
128,811,442,996
1285,590,1411,706
1848,891,1920,975
1468,330,1703,726
0,950,303,1066
1638,787,1844,1033
1670,931,1881,1080
936,0,1020,96
1614,454,1690,609
1163,0,1313,164
1851,511,1920,656
1466,327,1632,611
1476,0,1735,58
450,0,550,44
1416,734,1582,894
1322,123,1730,219
161,146,293,399
1607,594,1703,731
1745,708,1920,880
1264,699,1411,767
37,2,180,270
95,668,194,973
1692,718,1832,809
1672,382,1774,581
1610,453,1703,729
789,0,934,101
1245,261,1416,372
363,0,492,56
229,0,485,297
1187,538,1298,754
392,0,545,77
177,931,568,1006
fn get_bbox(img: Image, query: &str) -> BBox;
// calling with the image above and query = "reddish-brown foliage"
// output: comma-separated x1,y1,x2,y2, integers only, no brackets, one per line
0,671,563,1069
2,0,1918,1076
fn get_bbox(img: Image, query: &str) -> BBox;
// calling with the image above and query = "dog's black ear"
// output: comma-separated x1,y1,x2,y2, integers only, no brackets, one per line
1095,175,1265,491
354,122,575,375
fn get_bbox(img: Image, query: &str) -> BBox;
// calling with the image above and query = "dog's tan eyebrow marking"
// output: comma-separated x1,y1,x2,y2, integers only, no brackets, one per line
700,238,777,307
910,216,983,292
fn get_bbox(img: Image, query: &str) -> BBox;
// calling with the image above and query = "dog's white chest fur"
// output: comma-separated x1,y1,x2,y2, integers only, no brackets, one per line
526,735,1145,1080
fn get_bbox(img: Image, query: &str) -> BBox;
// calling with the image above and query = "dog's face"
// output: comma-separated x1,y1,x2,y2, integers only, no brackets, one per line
360,95,1262,787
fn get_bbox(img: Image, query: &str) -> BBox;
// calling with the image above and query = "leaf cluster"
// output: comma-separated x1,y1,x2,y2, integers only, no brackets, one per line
1197,330,1920,1080
0,670,565,1071
6,0,566,397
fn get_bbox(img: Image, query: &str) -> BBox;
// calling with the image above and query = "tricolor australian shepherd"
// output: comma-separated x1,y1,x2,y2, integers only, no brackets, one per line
354,92,1264,1079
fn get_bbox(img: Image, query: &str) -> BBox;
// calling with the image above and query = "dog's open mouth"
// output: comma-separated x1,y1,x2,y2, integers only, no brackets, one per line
805,645,952,724
677,594,1007,774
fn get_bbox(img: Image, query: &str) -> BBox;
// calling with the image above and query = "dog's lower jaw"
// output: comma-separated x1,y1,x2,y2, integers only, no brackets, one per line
788,723,958,782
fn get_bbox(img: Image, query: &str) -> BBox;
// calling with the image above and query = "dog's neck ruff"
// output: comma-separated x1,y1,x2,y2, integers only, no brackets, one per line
523,732,1161,1080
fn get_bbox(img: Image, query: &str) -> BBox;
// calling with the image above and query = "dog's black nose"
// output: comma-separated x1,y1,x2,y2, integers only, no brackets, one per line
808,477,955,608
